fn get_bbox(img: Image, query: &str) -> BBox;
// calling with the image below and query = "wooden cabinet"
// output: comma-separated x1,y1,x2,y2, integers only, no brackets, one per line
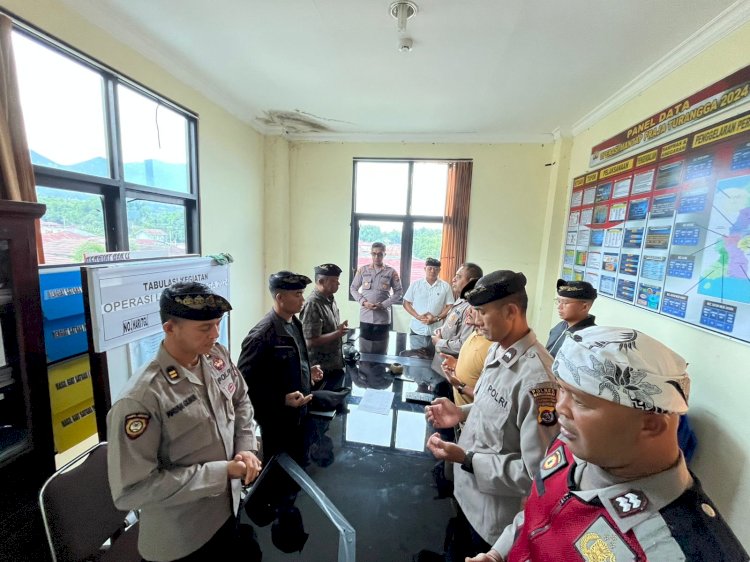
0,200,54,476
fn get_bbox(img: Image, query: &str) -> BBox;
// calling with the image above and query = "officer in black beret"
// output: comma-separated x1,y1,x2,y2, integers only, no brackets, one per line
238,271,323,465
107,282,261,561
545,278,597,358
300,263,349,390
425,270,559,559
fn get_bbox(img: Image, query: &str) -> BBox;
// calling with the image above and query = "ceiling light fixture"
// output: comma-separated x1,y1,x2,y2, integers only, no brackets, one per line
390,1,418,34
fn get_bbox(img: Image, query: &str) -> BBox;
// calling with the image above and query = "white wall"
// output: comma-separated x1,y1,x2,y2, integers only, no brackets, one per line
283,141,555,332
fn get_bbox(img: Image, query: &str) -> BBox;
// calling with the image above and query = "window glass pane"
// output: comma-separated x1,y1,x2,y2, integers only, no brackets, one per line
118,85,189,193
356,220,402,276
354,162,408,215
126,199,187,255
411,162,448,216
36,186,106,264
13,32,109,177
409,222,443,283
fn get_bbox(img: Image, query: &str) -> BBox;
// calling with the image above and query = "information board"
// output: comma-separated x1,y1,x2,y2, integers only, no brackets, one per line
563,110,750,344
84,257,230,352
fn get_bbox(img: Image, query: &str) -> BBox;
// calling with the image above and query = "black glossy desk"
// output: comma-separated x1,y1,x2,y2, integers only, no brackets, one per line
241,330,453,561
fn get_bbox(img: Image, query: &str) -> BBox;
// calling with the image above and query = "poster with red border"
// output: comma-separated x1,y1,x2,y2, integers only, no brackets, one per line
565,109,750,344
589,65,750,168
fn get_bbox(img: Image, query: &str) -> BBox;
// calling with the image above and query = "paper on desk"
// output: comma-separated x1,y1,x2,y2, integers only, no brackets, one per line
357,389,394,415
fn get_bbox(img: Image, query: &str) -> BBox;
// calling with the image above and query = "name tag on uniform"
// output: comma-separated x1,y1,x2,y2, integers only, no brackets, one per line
485,383,509,409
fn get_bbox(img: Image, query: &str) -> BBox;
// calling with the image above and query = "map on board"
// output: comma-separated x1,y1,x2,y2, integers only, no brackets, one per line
699,175,750,304
562,109,750,345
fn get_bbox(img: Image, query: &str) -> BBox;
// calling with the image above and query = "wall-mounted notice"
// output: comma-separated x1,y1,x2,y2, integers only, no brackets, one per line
589,65,750,167
84,257,230,352
563,109,750,344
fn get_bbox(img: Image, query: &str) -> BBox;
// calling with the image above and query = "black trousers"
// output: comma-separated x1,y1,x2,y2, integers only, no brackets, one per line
444,504,492,561
143,516,238,562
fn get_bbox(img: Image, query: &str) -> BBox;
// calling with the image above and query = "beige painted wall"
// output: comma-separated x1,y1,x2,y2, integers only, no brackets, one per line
548,21,750,545
1,0,266,353
284,141,555,333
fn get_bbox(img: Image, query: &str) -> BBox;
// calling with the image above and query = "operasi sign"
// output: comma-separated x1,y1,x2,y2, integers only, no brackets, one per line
84,257,230,352
589,64,750,168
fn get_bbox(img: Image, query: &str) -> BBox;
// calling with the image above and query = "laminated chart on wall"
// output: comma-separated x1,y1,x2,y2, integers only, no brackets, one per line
562,109,750,344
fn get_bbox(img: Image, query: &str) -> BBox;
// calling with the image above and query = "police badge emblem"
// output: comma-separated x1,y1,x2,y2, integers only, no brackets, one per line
124,413,150,440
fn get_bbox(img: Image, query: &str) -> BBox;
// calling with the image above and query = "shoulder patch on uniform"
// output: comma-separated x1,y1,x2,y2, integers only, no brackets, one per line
538,444,568,480
124,413,150,440
575,516,636,561
610,490,649,518
530,386,558,426
165,365,179,380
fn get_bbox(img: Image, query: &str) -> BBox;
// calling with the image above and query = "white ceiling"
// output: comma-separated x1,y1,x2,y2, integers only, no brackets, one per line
60,0,749,142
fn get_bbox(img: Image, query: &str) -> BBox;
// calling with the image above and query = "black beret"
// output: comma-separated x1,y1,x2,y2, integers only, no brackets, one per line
160,282,231,321
314,263,342,277
459,277,478,299
425,257,441,268
466,270,527,306
556,279,597,300
269,271,312,290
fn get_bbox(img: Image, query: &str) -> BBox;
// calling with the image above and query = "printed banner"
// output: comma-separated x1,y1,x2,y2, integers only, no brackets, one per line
589,65,750,168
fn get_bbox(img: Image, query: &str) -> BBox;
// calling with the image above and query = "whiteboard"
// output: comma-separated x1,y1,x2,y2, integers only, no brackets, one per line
84,257,230,352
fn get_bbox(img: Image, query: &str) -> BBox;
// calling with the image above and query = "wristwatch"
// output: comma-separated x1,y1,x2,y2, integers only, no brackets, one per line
461,450,475,473
457,382,467,395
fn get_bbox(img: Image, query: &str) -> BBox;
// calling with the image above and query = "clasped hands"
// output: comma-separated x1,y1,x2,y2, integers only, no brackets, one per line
417,312,439,325
227,450,262,485
424,398,465,463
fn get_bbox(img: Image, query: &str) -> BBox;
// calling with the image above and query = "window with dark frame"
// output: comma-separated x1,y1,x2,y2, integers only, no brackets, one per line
350,159,452,296
11,24,199,265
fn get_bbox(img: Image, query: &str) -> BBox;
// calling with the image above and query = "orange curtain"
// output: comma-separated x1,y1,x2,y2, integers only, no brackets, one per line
439,161,472,281
0,15,44,262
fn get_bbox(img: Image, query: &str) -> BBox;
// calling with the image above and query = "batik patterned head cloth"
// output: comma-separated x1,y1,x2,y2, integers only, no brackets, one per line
553,326,690,414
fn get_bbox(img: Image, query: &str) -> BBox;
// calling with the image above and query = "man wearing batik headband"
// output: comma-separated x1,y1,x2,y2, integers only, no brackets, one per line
238,271,323,465
545,278,597,358
469,326,748,562
107,282,261,562
425,270,559,559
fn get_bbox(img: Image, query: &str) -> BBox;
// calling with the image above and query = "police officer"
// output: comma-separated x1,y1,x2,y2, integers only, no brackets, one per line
470,326,749,562
300,263,348,388
431,262,484,375
107,282,261,562
238,271,323,465
425,270,559,559
350,242,403,339
545,279,597,357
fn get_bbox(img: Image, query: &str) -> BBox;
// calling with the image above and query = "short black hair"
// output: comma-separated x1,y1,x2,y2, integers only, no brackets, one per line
160,312,184,324
462,262,483,280
505,291,528,312
371,242,386,251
